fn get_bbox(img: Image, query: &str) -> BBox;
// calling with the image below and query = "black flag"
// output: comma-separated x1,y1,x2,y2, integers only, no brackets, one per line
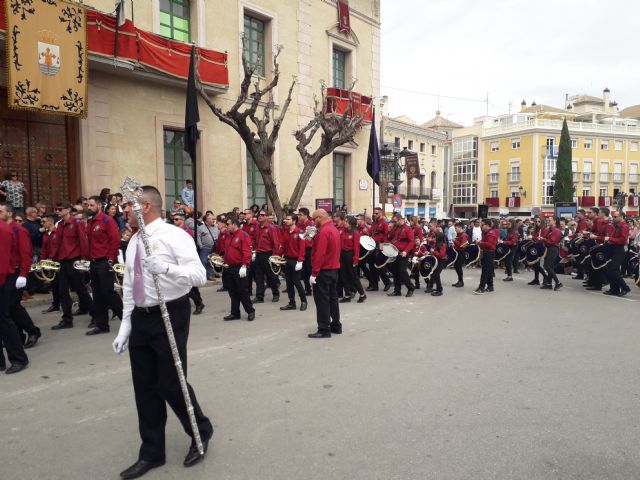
366,109,381,186
184,44,200,162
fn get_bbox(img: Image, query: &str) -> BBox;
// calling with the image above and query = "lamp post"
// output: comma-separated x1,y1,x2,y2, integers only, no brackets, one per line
379,144,411,207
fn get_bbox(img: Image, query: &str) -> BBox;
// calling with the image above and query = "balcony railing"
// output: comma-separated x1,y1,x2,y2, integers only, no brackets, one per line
583,172,593,182
488,173,499,184
630,174,638,183
398,185,430,200
484,118,640,137
599,173,610,182
509,173,520,183
326,88,373,123
613,173,624,183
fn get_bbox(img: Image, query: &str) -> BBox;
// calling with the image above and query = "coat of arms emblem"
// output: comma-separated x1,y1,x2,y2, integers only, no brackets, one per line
38,30,61,76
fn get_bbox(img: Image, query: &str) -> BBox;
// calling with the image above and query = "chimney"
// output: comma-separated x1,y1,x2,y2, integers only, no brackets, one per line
603,87,610,113
520,99,526,112
381,95,389,116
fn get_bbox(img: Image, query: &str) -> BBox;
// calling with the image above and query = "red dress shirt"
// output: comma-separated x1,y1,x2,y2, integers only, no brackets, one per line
608,221,629,246
254,223,280,253
371,218,389,243
88,211,120,262
389,224,415,255
311,222,340,276
479,229,498,251
453,232,469,252
279,227,305,261
8,220,31,277
340,227,361,265
56,217,89,261
224,229,252,266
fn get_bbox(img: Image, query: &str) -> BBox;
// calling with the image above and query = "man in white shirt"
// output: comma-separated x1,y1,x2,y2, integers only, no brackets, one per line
113,186,213,479
471,218,483,243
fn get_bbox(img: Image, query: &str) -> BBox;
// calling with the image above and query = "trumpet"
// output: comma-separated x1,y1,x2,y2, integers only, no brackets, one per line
31,260,60,283
73,260,91,272
300,226,318,241
207,253,228,273
112,263,125,289
268,255,287,275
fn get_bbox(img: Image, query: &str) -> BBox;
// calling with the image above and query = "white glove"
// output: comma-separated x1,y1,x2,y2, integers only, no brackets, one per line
143,255,168,275
251,252,256,262
239,265,247,278
295,261,303,271
310,275,317,285
15,276,27,289
112,321,132,355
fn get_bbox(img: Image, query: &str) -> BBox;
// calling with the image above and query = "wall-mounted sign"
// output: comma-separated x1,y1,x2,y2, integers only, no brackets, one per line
359,179,368,190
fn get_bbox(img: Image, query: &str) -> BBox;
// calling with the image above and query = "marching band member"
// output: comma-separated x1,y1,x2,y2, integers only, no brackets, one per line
86,196,123,335
215,215,230,293
297,208,314,295
366,207,391,292
222,216,255,320
452,222,468,287
356,214,372,286
387,214,415,298
278,213,307,311
500,220,520,282
242,208,259,295
540,216,563,291
172,213,205,315
474,218,498,295
528,218,545,286
410,216,424,289
40,214,61,314
603,213,631,297
308,209,341,339
585,207,611,291
338,216,366,303
252,209,281,303
429,231,447,296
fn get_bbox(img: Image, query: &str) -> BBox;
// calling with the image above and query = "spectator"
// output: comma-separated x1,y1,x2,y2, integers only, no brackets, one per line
107,203,125,231
0,171,28,215
197,212,218,280
250,204,260,216
35,202,47,219
109,194,123,214
181,179,195,208
23,207,44,261
98,187,111,212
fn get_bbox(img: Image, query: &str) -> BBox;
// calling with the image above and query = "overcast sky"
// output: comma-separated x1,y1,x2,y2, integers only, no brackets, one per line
380,0,640,126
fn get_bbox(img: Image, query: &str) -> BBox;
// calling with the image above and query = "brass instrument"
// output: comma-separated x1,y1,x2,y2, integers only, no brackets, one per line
207,253,227,273
268,255,287,275
73,260,91,272
300,226,318,241
31,260,60,283
112,263,125,289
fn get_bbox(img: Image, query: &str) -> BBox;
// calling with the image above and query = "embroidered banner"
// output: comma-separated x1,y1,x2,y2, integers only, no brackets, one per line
6,0,88,118
404,152,420,182
337,0,350,34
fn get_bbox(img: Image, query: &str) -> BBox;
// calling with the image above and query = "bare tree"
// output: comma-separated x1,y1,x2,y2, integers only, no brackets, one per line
195,39,370,219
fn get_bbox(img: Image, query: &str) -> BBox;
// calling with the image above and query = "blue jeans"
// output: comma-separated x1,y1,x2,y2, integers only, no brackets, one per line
199,246,214,278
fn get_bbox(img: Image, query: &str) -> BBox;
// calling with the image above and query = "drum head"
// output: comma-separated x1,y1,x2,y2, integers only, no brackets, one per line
446,247,458,268
517,241,531,262
382,243,399,258
360,235,376,251
495,243,510,262
464,244,480,265
374,250,389,269
526,242,546,265
419,255,438,278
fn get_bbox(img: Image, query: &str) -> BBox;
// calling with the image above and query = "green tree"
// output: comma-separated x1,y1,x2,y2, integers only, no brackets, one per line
553,118,574,203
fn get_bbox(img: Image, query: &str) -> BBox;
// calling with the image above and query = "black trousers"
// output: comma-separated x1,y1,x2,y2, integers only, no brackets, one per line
223,266,254,316
479,251,495,289
254,252,279,299
58,260,93,323
284,258,306,305
0,279,28,366
604,245,629,294
128,295,213,463
431,261,444,292
339,251,364,297
542,247,560,285
453,252,465,283
366,249,390,288
511,247,520,273
6,271,38,336
90,259,123,330
302,248,312,292
358,253,372,285
49,275,60,308
392,255,414,293
504,249,515,276
188,287,203,307
313,269,340,334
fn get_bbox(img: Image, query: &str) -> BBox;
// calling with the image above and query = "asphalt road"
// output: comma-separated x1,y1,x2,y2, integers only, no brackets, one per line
1,268,639,480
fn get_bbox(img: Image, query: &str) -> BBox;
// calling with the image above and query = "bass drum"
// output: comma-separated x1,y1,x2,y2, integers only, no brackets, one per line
359,235,376,260
419,254,438,280
445,246,458,268
374,243,399,269
495,243,511,262
590,244,611,270
517,240,532,263
577,238,595,265
526,241,546,265
463,244,480,267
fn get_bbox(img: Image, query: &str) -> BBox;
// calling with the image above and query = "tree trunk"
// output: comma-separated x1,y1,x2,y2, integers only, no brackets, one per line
288,160,320,211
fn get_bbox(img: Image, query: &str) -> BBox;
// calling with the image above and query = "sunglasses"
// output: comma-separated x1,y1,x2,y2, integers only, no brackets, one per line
258,213,266,216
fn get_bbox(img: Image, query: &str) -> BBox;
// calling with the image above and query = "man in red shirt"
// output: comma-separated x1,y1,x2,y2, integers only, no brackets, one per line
278,213,307,311
297,208,314,295
540,216,563,291
366,207,391,292
452,222,468,287
222,216,255,321
356,214,372,286
585,207,611,291
40,214,61,314
474,218,498,294
0,217,29,373
308,209,340,338
252,210,281,303
0,203,41,349
387,214,415,297
51,203,93,330
603,213,631,296
86,196,124,335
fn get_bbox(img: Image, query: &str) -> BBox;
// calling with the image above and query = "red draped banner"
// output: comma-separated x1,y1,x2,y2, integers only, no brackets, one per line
338,0,351,34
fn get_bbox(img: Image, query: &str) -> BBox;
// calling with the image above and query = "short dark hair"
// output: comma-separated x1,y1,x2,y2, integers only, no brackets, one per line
0,202,13,214
482,218,492,227
333,211,346,220
88,195,102,204
298,207,309,217
590,207,599,215
227,215,240,227
287,213,299,223
141,185,163,211
455,221,464,228
600,207,610,216
186,179,193,184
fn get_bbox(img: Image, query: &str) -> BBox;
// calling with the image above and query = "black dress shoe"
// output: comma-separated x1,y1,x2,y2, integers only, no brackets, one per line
503,276,513,282
540,284,552,290
51,321,73,330
72,309,89,316
365,286,378,292
602,290,617,296
300,302,307,311
247,311,255,321
586,286,601,291
405,288,414,298
452,282,464,288
573,275,585,280
41,305,59,314
308,331,331,338
424,287,433,293
120,459,165,479
5,363,28,375
357,295,366,303
473,288,485,295
618,289,631,297
554,283,563,291
223,314,240,321
383,283,392,292
216,287,227,292
272,295,280,303
330,323,342,334
431,290,443,297
339,297,351,303
183,430,213,467
387,291,401,297
87,320,96,329
193,304,205,315
86,327,110,336
486,287,494,292
24,328,41,349
528,280,540,286
251,297,264,303
280,304,296,311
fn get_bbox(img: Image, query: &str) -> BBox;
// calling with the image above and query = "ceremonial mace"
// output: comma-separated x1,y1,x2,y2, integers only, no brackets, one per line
121,176,204,456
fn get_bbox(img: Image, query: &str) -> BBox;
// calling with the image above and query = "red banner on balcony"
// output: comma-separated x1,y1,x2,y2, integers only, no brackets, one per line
485,197,499,207
578,196,596,207
598,196,612,207
337,0,351,34
326,87,373,122
629,196,639,207
505,197,521,208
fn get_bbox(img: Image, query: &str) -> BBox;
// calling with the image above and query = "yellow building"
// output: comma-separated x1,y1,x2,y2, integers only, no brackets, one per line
0,0,381,214
471,88,640,217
